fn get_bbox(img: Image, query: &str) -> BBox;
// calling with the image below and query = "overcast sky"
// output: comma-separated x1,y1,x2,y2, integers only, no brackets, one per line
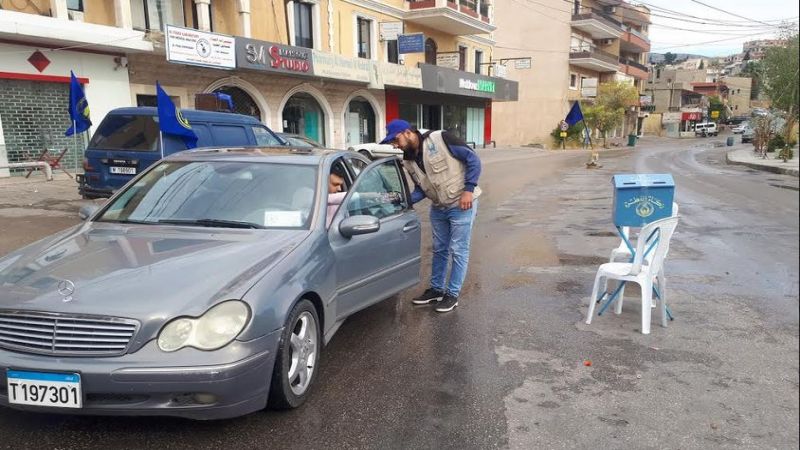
645,0,799,57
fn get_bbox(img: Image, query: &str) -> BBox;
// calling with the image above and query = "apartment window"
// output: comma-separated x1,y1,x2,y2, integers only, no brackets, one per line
67,0,83,11
458,46,467,71
569,73,579,90
388,40,399,64
357,17,372,59
132,0,184,31
474,50,483,74
294,2,314,49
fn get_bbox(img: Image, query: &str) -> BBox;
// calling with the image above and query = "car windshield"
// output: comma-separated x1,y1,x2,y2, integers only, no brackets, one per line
97,161,317,229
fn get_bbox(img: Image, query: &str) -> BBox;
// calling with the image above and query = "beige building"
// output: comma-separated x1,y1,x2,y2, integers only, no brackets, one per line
1,0,518,173
723,76,752,116
492,0,651,146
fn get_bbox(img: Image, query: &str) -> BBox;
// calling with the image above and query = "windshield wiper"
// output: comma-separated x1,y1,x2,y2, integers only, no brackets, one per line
157,219,265,229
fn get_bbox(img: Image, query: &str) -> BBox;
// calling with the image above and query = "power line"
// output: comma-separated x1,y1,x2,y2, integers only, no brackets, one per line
688,0,778,27
651,30,778,51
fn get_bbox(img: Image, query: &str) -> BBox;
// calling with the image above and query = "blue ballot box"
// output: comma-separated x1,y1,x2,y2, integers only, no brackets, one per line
612,174,675,227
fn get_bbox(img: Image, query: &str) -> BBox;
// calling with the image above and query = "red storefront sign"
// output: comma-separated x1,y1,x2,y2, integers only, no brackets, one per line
681,112,702,121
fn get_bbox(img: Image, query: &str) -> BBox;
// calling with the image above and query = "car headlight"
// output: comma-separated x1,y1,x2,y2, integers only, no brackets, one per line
157,301,250,352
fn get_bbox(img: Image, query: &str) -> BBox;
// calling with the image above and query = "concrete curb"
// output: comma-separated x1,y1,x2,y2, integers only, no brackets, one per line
725,151,800,177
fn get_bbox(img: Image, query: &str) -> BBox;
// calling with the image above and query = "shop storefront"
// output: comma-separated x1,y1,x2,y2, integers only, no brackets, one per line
385,64,518,146
127,28,390,149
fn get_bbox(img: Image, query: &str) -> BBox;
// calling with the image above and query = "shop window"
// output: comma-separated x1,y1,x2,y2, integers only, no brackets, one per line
213,86,261,120
569,73,578,90
357,17,373,59
425,38,437,65
283,93,326,146
294,2,314,49
387,40,399,64
346,97,376,146
132,0,184,32
474,50,483,74
399,104,419,127
67,0,83,11
443,105,466,140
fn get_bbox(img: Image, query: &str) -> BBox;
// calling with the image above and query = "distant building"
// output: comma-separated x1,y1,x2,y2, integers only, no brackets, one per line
742,39,785,60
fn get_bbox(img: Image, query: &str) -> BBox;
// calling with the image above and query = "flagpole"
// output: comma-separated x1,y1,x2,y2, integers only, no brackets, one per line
159,131,165,160
73,120,79,180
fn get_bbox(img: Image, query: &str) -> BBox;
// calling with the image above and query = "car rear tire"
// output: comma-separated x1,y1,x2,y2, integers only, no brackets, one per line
267,299,321,409
358,149,373,160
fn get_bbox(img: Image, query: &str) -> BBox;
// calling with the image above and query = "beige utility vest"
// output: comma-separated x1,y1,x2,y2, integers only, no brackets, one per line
402,131,482,207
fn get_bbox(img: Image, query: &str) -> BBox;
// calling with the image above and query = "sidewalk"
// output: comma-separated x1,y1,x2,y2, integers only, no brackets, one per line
726,147,799,177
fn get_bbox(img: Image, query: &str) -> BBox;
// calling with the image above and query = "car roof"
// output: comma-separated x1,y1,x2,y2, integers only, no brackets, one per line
107,107,262,124
166,146,349,165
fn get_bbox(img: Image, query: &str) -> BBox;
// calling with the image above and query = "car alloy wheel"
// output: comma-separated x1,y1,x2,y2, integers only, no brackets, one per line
288,311,317,395
268,299,320,409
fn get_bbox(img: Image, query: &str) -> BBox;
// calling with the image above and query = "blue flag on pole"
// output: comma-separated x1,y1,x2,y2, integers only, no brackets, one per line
564,101,584,126
65,71,92,136
156,82,198,149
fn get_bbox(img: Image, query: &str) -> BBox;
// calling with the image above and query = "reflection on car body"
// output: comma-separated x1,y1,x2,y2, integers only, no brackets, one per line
0,146,421,419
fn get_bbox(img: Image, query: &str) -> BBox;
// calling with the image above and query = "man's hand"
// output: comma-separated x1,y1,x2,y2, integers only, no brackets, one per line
459,191,473,210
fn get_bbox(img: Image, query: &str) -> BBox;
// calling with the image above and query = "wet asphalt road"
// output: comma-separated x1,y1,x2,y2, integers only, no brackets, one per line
0,138,797,449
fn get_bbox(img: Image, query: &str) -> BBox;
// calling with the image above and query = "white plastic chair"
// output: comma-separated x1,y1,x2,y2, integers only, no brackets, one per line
610,202,679,308
586,216,680,334
610,202,679,263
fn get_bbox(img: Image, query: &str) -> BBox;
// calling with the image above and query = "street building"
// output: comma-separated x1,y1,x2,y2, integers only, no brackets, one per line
492,0,651,147
0,0,517,178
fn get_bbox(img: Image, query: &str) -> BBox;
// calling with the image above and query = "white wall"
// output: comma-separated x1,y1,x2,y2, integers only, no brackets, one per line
0,42,133,137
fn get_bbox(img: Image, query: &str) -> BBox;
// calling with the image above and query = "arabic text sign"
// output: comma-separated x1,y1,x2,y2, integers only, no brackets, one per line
312,51,371,83
166,25,235,69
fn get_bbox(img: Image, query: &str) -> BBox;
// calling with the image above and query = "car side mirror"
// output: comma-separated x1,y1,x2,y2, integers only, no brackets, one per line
78,204,100,221
339,215,380,238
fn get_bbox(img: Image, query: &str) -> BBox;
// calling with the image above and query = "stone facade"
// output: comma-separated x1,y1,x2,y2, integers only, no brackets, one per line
126,54,386,150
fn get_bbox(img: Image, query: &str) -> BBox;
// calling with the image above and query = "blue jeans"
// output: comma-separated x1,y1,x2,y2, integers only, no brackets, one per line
429,199,478,298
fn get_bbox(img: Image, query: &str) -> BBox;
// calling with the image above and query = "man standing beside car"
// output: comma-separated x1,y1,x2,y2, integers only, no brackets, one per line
380,119,482,313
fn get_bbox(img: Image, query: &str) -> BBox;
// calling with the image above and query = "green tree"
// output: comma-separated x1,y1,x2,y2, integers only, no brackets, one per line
708,95,727,121
583,82,640,148
762,32,799,142
663,52,677,65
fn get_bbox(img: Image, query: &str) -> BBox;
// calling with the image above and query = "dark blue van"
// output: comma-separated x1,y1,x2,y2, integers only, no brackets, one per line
78,107,284,198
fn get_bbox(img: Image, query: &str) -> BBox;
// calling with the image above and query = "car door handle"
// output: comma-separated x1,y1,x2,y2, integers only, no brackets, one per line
403,221,420,233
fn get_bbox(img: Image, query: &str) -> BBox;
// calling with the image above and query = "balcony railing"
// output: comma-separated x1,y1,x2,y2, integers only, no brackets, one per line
619,57,649,72
571,46,619,66
406,0,495,35
572,7,622,27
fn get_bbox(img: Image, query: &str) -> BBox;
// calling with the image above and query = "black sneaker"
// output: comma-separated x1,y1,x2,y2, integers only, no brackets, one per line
435,294,458,313
411,288,444,305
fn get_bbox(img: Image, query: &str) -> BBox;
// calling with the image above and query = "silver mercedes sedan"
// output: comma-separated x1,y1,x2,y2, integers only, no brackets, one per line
0,147,421,419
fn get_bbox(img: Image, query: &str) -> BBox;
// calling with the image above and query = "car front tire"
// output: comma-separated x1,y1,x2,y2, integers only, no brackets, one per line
268,299,321,409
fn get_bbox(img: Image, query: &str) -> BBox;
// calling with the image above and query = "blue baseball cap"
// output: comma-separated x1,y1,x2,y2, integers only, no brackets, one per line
380,119,412,144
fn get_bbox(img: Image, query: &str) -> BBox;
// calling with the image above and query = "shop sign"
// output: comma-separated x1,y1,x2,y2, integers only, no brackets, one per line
370,62,422,89
494,63,507,79
398,33,425,54
458,78,495,93
379,22,403,41
236,37,313,76
166,25,235,69
437,53,460,70
681,112,702,121
514,58,532,70
312,51,371,83
662,112,681,123
420,64,518,101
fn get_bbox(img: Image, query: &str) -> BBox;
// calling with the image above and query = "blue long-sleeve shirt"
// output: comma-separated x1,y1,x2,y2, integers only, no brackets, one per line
409,131,482,205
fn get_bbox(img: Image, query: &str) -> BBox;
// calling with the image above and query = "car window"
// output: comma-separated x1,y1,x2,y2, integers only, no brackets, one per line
253,126,282,146
345,160,407,220
88,114,159,151
211,125,250,146
347,157,368,177
192,124,213,147
97,161,317,229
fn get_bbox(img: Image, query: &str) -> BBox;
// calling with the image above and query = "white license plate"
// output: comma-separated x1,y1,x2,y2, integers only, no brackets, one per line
110,166,136,175
7,370,82,408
